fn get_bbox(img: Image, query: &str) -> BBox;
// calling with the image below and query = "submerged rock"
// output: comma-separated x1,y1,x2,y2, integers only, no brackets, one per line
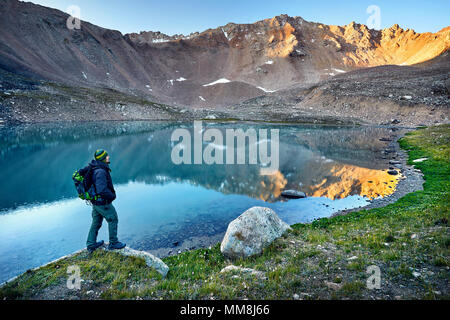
281,190,306,199
220,206,291,259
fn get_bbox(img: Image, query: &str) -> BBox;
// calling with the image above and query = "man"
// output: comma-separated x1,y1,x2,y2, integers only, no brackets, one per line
86,149,126,253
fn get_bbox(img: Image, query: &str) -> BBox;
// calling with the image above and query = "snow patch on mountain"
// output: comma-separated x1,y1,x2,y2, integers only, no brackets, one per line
221,28,230,40
203,78,231,87
257,86,277,93
152,38,170,43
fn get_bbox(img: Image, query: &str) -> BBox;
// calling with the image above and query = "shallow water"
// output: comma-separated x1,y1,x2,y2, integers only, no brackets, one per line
0,121,402,283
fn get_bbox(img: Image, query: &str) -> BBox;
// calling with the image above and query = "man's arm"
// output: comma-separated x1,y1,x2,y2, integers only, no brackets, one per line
94,170,116,202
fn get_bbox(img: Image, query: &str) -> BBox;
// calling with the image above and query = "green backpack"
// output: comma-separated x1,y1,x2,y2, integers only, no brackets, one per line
72,165,99,201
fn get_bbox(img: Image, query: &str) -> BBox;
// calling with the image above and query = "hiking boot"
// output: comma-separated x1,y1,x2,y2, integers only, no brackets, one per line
87,240,104,253
108,241,126,250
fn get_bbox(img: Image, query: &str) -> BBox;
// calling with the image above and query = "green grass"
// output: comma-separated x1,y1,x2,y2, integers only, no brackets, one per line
1,125,449,300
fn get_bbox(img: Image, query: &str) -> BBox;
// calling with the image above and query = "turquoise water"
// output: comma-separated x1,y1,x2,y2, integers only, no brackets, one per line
0,121,395,283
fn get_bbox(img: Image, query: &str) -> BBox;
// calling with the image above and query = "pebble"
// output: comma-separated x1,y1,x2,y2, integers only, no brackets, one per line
324,281,342,291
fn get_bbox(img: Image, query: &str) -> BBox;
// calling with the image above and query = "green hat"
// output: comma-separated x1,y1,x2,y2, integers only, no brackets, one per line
94,149,108,161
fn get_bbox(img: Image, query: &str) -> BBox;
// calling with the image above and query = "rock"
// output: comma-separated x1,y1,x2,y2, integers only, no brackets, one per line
391,119,401,124
412,158,428,163
412,271,421,278
102,245,169,277
281,190,306,199
220,206,291,259
387,170,398,175
205,114,217,120
293,293,300,300
220,265,266,279
324,281,342,291
401,95,413,100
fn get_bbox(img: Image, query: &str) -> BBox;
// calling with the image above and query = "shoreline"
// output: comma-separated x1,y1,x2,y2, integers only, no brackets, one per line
332,129,425,217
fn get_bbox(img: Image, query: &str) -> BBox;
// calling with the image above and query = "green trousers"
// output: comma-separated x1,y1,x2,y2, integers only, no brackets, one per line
86,203,119,248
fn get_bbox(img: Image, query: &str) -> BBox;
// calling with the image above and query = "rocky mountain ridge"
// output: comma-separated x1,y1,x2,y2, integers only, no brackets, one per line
0,0,448,126
1,0,449,108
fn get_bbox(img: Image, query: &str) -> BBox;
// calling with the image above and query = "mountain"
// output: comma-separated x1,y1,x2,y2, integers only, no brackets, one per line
0,0,448,125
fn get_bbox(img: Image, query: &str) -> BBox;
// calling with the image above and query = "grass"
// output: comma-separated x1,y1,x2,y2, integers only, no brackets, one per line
0,125,449,300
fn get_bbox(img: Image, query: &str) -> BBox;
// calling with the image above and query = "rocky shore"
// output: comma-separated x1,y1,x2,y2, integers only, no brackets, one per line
333,130,425,217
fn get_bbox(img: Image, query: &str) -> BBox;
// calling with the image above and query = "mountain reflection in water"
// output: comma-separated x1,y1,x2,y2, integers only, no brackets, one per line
0,121,402,209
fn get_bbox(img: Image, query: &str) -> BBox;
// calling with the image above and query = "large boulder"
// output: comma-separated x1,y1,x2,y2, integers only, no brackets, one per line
220,207,291,259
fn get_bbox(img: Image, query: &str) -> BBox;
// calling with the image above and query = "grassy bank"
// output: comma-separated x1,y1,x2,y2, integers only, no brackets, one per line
1,125,448,300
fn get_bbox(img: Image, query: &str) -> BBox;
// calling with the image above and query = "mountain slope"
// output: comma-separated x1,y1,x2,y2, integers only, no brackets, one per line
0,0,449,109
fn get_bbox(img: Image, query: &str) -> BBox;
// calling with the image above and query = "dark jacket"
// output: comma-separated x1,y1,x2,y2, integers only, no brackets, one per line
89,159,116,205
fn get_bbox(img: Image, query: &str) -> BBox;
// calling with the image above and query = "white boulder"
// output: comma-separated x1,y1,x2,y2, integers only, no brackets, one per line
103,246,169,277
220,207,291,259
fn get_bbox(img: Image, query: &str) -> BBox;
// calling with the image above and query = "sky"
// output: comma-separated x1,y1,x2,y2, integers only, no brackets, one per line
26,0,450,35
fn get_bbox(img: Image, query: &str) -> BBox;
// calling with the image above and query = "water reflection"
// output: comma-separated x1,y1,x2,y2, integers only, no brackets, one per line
0,121,403,283
0,121,402,210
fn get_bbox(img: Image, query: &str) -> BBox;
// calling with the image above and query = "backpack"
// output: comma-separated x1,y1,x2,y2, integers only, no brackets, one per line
72,165,98,202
